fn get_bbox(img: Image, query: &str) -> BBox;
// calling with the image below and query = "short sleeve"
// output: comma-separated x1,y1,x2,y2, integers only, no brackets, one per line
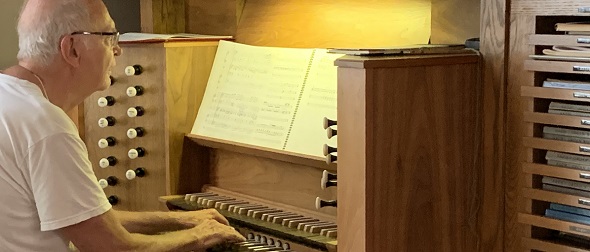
25,133,111,231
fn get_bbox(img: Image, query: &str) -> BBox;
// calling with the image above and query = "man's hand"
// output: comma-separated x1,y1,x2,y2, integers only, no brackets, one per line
188,219,246,251
178,208,231,227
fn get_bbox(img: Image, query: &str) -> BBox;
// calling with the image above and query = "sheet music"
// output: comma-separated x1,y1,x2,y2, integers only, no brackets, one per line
284,50,343,156
192,41,313,149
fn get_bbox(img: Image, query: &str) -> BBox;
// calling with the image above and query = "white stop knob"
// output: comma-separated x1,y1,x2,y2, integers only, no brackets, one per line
124,66,137,76
128,149,139,159
97,97,108,107
99,158,110,168
126,170,136,180
98,179,108,189
127,128,137,139
126,87,138,97
98,118,109,128
127,107,138,117
98,138,109,148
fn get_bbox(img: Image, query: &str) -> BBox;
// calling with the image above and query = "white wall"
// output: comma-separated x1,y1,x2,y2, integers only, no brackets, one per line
0,0,24,69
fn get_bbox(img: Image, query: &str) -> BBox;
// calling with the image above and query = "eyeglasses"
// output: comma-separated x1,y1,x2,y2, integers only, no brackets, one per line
70,31,120,46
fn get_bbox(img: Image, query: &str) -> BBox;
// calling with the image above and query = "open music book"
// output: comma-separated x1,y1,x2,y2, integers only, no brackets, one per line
191,40,344,157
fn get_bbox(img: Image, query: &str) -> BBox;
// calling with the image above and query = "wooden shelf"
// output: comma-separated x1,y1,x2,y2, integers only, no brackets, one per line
528,34,590,46
521,86,590,102
523,137,590,156
519,213,590,239
185,134,337,171
523,162,590,183
522,187,590,210
522,237,590,252
523,112,590,129
525,60,590,75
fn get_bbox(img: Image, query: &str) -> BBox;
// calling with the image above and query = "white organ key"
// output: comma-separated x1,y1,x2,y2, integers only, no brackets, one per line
287,218,318,228
237,205,267,215
300,221,330,231
272,214,302,224
184,192,215,201
250,209,282,219
215,200,247,210
310,223,338,233
296,220,324,230
260,212,290,222
281,216,310,226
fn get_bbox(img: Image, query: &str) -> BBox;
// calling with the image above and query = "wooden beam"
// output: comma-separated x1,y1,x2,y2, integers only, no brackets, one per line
140,0,185,33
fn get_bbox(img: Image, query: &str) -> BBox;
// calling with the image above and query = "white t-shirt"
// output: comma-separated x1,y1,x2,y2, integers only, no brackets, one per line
0,73,111,251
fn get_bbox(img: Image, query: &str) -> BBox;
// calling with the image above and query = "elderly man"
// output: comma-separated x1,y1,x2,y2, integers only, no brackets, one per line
0,0,244,251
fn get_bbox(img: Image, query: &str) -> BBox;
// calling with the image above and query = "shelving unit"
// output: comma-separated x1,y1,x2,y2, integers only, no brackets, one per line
518,5,590,251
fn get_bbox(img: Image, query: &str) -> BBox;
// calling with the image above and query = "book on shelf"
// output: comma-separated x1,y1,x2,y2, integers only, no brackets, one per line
547,159,590,171
543,78,590,90
556,231,590,247
543,133,590,144
550,203,590,217
543,125,590,138
548,109,590,117
545,208,590,226
547,151,590,165
542,176,590,192
555,22,590,32
543,184,590,198
119,32,233,43
549,101,590,113
543,46,590,57
190,40,345,157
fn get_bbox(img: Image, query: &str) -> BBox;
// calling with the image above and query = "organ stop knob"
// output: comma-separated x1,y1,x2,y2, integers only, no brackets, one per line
323,117,337,129
98,176,118,189
327,127,337,139
124,64,143,76
325,154,337,164
323,144,337,156
128,147,146,159
315,197,337,209
109,76,115,85
127,106,145,117
99,156,117,168
98,116,116,128
126,86,144,97
321,170,337,189
126,167,146,180
108,195,119,205
97,96,115,107
97,136,116,148
127,127,145,139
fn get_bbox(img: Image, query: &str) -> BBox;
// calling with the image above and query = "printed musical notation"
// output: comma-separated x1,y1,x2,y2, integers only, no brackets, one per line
192,41,344,156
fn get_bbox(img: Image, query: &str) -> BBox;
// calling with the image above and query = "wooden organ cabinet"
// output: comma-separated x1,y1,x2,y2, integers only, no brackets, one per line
83,40,220,211
510,1,590,251
335,53,482,251
163,51,483,252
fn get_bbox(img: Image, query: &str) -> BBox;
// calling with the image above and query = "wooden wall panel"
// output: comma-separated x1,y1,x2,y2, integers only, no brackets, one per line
235,0,431,48
479,0,508,251
140,0,185,33
185,0,244,36
431,0,481,44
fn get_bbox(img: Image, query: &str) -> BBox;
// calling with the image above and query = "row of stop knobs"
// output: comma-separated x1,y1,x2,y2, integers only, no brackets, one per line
316,117,337,209
101,64,145,206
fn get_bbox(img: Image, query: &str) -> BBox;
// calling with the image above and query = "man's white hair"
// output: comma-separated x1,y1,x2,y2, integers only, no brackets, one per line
16,0,93,66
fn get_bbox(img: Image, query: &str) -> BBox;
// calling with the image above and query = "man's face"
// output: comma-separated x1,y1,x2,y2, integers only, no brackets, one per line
79,4,121,92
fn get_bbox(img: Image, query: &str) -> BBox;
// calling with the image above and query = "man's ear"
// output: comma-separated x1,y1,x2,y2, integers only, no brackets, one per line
60,36,81,68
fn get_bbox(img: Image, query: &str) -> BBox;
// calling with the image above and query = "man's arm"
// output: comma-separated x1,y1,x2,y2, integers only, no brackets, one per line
58,209,245,252
114,209,230,235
